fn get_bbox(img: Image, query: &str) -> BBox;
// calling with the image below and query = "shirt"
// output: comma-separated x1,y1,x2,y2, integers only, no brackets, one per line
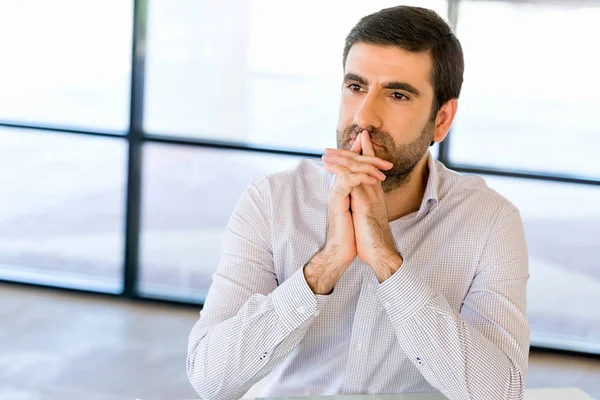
187,151,530,400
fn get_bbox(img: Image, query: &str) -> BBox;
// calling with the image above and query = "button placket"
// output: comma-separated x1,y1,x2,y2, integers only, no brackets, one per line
340,264,378,392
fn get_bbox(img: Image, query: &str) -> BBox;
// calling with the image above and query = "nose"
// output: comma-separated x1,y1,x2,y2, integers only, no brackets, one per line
353,93,383,130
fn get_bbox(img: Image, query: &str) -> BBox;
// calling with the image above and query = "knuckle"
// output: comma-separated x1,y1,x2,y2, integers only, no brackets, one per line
360,174,372,183
340,175,352,187
346,159,359,171
336,157,347,166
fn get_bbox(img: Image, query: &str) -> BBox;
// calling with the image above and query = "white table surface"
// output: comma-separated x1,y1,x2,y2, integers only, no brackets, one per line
244,387,596,400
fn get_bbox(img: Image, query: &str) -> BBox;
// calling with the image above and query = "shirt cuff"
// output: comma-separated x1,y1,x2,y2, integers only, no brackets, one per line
376,260,434,323
271,267,329,333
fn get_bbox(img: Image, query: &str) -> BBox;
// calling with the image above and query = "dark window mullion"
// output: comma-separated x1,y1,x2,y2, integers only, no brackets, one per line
0,121,123,138
123,0,148,298
438,0,460,166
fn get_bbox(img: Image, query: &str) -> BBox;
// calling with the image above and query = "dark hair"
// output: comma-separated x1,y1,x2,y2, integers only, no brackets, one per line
343,6,464,118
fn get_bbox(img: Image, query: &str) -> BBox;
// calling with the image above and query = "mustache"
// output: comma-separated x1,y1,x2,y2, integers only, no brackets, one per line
342,124,392,146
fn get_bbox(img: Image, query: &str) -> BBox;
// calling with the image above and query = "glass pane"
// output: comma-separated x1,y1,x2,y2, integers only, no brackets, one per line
144,0,448,152
451,1,600,180
0,1,133,132
482,175,600,352
138,144,305,301
0,128,127,291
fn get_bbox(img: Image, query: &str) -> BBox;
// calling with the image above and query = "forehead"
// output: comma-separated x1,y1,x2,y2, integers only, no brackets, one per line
344,42,433,95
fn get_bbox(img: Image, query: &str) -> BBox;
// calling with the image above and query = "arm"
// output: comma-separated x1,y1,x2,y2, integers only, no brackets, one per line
186,179,330,400
323,131,529,398
190,139,392,399
378,207,530,400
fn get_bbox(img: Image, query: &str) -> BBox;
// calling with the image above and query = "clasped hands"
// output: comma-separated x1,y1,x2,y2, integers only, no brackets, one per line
304,130,403,295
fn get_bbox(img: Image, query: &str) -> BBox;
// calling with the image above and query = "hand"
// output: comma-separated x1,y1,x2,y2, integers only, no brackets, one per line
304,133,390,295
322,132,394,262
327,131,403,282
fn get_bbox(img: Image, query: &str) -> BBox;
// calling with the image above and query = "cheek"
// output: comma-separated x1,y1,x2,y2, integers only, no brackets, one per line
383,113,412,140
385,106,428,140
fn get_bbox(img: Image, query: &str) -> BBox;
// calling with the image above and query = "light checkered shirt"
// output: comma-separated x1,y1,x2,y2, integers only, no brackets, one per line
187,152,530,400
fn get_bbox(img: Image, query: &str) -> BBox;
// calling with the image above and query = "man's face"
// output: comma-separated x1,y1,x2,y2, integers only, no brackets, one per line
337,42,436,192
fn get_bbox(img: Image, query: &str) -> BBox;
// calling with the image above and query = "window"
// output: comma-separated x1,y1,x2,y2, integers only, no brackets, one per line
144,0,448,152
2,0,598,356
0,127,127,291
484,174,600,352
450,1,600,180
0,0,133,132
138,144,303,300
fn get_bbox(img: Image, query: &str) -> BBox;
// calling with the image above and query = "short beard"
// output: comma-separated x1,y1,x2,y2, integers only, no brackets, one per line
337,120,434,193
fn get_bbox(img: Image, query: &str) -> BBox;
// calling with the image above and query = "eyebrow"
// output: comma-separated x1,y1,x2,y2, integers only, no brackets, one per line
344,73,422,97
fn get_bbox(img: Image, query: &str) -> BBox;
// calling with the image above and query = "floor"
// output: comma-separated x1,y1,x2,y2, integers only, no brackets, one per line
0,283,598,400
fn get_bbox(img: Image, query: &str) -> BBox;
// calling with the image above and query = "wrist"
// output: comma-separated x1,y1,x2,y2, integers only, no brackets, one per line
303,260,333,295
304,250,347,295
373,251,403,283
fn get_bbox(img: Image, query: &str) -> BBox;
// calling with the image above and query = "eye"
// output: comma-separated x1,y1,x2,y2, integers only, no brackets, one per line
392,92,409,101
347,83,363,92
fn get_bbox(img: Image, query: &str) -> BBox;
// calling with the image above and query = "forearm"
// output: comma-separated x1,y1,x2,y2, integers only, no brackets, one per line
393,297,526,399
379,267,529,400
187,269,329,400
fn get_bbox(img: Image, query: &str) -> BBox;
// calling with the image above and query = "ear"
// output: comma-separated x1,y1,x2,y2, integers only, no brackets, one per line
432,98,458,144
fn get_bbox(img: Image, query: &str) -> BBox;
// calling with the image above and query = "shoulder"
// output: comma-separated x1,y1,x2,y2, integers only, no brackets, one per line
260,158,328,196
241,158,328,210
436,161,519,220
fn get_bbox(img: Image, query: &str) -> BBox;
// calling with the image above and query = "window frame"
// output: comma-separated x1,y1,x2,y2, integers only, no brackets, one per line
0,0,598,356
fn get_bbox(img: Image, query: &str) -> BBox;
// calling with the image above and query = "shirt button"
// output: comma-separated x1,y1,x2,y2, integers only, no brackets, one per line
314,310,320,316
296,306,307,314
356,343,363,351
383,301,392,309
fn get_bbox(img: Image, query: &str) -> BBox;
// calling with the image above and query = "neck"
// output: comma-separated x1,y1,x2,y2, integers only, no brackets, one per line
384,153,430,222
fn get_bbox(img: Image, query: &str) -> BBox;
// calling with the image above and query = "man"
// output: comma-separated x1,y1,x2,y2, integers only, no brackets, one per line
187,6,529,400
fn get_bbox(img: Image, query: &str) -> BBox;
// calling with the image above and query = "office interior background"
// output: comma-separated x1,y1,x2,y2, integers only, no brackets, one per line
0,0,599,399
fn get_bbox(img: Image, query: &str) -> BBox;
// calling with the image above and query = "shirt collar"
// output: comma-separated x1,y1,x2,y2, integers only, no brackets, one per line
416,150,440,218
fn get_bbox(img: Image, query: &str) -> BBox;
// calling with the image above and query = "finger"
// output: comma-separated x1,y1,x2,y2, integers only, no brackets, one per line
345,173,378,187
359,180,384,197
323,160,351,177
323,151,393,170
361,130,376,157
350,132,362,154
323,153,391,173
324,163,353,199
324,163,378,186
323,156,386,180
